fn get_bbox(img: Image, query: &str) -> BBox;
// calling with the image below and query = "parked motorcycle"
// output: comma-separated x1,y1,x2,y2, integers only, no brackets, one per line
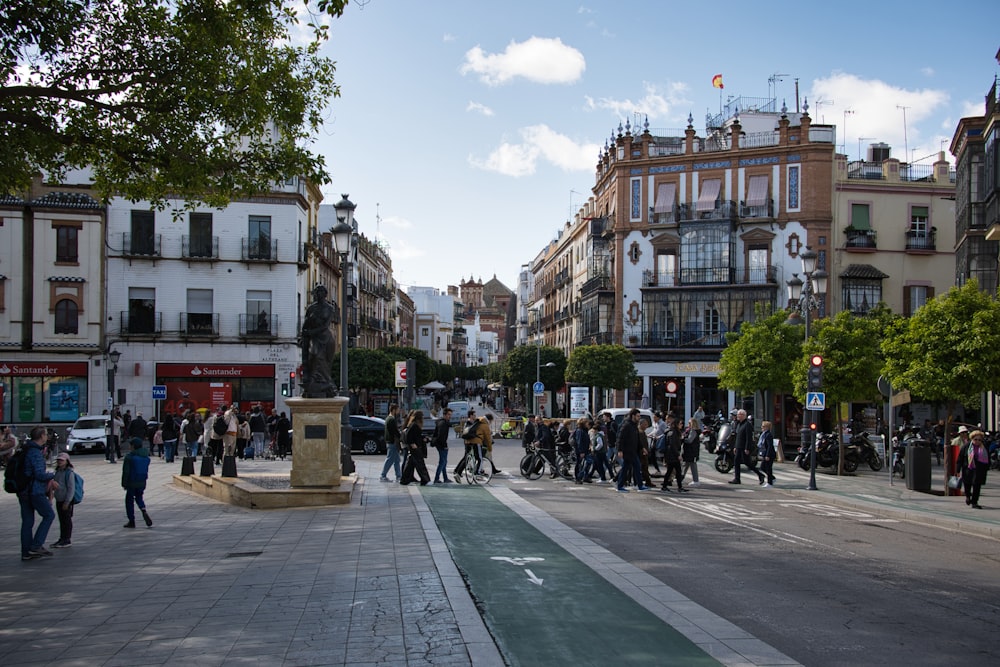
713,412,737,473
851,432,883,471
797,432,840,470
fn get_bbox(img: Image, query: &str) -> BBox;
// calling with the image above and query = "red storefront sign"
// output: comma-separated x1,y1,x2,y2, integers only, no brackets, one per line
155,363,274,415
0,361,89,376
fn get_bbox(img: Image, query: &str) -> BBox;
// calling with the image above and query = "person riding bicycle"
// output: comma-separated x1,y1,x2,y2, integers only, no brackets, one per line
454,414,490,480
533,417,559,476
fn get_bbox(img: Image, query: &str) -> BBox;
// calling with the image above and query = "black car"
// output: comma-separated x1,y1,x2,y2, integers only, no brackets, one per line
349,415,387,455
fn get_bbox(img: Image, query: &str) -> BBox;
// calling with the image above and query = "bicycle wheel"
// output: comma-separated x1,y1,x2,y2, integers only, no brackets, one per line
519,453,535,479
474,457,495,484
555,454,575,480
526,454,544,480
462,458,478,485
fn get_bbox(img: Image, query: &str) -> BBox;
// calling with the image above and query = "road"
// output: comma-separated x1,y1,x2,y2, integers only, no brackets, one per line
472,438,1000,666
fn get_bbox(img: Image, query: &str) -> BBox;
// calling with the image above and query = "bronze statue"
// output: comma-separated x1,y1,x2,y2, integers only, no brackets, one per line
299,284,338,397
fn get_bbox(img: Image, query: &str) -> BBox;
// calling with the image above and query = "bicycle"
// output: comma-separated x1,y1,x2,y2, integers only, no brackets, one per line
457,445,494,485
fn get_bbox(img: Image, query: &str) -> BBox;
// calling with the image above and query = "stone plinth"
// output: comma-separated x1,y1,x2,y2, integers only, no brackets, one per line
285,396,348,487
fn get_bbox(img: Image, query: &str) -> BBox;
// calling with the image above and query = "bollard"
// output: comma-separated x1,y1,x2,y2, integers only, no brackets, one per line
180,457,196,476
221,454,238,478
200,455,215,477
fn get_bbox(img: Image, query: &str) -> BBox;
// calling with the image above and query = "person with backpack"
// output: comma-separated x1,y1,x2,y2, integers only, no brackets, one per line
122,437,152,529
17,426,58,560
660,414,687,493
161,412,179,463
205,408,226,464
51,453,77,548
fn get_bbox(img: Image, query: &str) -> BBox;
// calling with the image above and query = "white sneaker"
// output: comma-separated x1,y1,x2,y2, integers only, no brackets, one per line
761,482,772,488
688,481,700,487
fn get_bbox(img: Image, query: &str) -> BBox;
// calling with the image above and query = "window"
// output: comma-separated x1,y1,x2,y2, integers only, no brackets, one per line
186,289,214,334
696,178,722,213
55,225,79,263
655,250,677,286
248,215,272,260
54,299,78,334
910,205,928,235
128,287,156,334
130,210,156,255
903,285,933,317
652,183,677,224
842,279,881,315
747,246,768,284
247,290,272,334
680,223,733,284
744,175,770,217
188,212,213,257
850,203,871,230
787,165,800,210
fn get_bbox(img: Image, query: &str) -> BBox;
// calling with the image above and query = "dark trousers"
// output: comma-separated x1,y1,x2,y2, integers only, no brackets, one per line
125,487,146,522
208,439,223,464
761,458,775,483
401,452,430,485
964,466,988,505
454,443,481,478
618,452,643,489
56,502,74,543
734,449,764,483
662,460,683,489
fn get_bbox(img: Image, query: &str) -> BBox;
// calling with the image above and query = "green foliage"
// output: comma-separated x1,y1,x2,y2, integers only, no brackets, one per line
383,346,434,388
565,344,635,390
503,345,566,389
1,0,348,207
332,347,392,392
718,309,802,395
882,281,1000,407
792,309,892,404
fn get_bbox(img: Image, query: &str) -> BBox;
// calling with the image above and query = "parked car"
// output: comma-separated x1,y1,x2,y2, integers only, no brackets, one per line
596,408,655,429
349,415,387,455
65,415,110,454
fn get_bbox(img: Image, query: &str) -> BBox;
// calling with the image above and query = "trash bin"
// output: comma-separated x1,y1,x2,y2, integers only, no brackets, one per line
905,444,932,491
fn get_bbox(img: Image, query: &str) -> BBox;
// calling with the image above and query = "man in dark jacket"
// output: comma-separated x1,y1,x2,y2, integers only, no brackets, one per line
615,409,648,492
380,403,401,482
729,409,764,485
521,414,536,450
18,427,58,560
432,409,453,484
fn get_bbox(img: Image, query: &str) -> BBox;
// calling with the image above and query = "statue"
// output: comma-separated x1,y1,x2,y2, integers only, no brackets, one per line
299,284,338,397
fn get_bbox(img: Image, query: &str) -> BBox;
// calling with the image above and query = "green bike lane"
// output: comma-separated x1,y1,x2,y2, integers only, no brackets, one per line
419,485,731,667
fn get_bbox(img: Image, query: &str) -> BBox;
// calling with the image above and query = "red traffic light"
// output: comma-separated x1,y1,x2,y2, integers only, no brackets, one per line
290,371,296,379
810,354,823,367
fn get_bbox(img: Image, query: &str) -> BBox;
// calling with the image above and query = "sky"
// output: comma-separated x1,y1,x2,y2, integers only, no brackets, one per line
313,0,1000,295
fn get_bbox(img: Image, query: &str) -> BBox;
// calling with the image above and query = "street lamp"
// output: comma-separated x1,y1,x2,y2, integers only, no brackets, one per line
786,246,828,490
535,344,556,416
332,194,358,476
106,347,121,459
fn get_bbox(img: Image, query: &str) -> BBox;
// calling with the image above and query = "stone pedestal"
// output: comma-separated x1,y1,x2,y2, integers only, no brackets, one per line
286,396,348,487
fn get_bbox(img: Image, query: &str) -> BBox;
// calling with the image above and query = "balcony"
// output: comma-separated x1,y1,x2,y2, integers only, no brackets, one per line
119,311,162,336
122,233,161,258
241,238,278,263
643,265,776,287
180,312,219,337
904,228,936,253
845,228,878,250
740,199,775,220
649,204,690,226
181,235,219,260
239,313,278,338
680,200,739,222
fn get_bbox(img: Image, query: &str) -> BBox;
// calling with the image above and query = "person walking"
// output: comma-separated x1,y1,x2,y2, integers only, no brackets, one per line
222,404,239,459
681,417,701,488
962,430,990,509
521,414,536,452
432,408,453,483
660,414,686,492
380,403,402,482
400,411,431,486
18,426,58,560
573,417,593,484
51,453,76,548
274,412,291,459
616,408,648,492
589,422,609,483
161,412,179,463
637,416,654,488
729,409,764,485
757,420,777,487
183,411,203,458
122,436,152,528
249,405,268,458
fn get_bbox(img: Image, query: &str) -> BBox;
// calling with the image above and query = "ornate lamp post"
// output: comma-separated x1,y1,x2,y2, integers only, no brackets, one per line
106,347,121,458
332,195,358,476
786,246,828,490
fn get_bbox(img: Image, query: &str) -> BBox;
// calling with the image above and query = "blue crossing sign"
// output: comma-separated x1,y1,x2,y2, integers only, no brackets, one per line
806,391,825,411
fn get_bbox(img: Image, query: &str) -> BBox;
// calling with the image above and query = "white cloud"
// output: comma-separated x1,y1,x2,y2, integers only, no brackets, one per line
920,67,935,77
809,72,949,160
583,81,690,123
460,37,585,86
469,124,600,177
382,214,412,231
443,33,455,42
466,101,495,116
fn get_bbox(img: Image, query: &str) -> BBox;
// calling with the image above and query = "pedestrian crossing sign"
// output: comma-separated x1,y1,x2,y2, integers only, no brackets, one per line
806,392,825,410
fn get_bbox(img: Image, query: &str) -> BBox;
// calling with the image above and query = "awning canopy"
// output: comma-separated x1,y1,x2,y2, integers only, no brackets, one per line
653,183,676,214
696,179,721,212
746,175,769,208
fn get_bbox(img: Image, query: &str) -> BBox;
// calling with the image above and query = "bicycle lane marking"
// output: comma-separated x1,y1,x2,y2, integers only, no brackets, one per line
419,485,722,667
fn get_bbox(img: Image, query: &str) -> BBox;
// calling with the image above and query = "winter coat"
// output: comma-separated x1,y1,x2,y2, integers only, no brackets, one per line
122,446,151,490
21,441,55,496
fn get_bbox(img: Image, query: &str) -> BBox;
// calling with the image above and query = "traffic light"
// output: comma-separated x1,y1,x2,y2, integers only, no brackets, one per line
281,383,289,397
289,371,296,395
807,354,823,391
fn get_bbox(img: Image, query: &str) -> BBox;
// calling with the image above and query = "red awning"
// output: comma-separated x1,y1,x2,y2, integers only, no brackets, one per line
653,183,676,214
696,179,721,212
746,175,769,208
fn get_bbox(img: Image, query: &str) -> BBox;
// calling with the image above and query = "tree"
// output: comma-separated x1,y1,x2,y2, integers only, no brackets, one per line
565,344,635,389
718,309,802,396
882,280,1000,412
332,348,392,392
503,344,565,389
1,0,347,207
383,346,434,388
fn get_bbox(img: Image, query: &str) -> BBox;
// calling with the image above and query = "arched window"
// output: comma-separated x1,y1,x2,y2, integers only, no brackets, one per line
55,299,78,334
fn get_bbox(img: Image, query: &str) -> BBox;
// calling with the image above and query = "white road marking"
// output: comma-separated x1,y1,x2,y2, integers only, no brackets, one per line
524,569,544,585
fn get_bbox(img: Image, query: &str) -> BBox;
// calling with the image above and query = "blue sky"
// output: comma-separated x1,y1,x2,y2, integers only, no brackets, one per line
315,0,1000,294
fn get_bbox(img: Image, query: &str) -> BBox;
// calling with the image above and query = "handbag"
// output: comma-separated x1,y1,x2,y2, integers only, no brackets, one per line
947,474,962,490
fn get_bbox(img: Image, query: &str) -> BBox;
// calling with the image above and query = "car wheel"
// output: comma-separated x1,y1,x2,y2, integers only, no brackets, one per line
362,438,380,455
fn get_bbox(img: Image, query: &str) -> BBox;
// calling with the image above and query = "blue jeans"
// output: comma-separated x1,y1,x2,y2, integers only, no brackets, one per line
252,432,266,457
164,439,177,462
187,438,199,458
434,447,449,482
381,444,401,480
617,453,643,489
125,487,146,522
20,493,55,554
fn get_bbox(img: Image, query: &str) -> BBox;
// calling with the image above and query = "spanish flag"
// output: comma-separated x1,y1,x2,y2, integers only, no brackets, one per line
712,74,724,89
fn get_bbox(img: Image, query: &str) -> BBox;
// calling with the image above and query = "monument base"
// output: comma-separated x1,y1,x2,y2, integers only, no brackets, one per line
285,396,349,487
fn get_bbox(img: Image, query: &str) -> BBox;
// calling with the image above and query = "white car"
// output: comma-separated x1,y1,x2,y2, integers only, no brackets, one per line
65,415,110,453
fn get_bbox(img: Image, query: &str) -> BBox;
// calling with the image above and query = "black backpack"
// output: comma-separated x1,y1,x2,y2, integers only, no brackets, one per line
3,449,31,494
212,416,228,436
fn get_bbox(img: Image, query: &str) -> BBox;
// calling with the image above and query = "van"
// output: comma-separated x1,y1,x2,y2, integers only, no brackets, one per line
446,401,470,427
65,414,110,454
597,408,655,429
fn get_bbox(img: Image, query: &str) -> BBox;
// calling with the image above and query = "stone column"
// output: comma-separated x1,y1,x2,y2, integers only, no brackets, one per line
286,396,349,487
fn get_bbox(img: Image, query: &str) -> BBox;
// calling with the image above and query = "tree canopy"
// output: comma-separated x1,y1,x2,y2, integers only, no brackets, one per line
565,344,635,390
503,344,565,390
1,0,348,207
718,309,801,396
882,281,1000,408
